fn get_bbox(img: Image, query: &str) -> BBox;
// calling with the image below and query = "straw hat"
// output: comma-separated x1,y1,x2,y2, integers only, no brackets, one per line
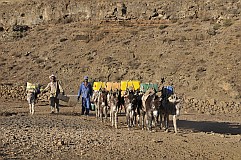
49,74,56,79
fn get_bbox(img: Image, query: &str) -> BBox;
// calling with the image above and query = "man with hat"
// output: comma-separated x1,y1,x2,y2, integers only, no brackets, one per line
77,76,93,116
43,74,64,113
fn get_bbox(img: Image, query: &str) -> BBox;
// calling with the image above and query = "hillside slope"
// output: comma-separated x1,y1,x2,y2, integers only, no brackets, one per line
0,0,240,110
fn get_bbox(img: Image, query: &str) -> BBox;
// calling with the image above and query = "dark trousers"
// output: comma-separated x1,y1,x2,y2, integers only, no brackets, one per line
50,97,59,112
82,97,90,115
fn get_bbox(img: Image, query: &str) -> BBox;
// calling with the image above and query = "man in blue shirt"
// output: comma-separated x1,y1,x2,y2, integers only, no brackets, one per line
77,76,93,116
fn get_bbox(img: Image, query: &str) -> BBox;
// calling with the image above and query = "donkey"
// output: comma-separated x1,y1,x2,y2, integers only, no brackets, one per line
26,91,36,115
26,85,40,115
150,93,162,128
97,88,108,122
135,91,143,127
124,90,137,130
141,88,162,131
108,90,119,128
118,90,125,114
91,90,100,118
160,94,181,133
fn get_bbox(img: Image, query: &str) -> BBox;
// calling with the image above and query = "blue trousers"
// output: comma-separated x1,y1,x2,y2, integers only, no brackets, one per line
82,97,90,115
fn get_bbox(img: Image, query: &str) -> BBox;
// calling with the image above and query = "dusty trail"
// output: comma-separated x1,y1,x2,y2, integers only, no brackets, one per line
1,101,241,160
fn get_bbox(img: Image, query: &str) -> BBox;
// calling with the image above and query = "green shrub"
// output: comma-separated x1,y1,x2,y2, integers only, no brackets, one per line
213,23,221,30
223,19,233,27
159,24,168,30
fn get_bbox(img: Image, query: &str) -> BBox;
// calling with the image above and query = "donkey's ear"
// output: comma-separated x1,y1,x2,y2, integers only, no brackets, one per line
159,97,162,101
176,99,181,103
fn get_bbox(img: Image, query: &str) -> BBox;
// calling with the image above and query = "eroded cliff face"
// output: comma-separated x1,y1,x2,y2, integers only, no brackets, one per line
0,0,240,29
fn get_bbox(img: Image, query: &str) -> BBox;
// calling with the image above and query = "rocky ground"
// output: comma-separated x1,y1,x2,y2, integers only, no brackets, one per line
0,100,241,160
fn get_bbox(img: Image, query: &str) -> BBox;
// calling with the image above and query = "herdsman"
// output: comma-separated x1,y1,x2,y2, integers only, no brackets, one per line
43,74,64,113
77,76,93,116
160,78,174,100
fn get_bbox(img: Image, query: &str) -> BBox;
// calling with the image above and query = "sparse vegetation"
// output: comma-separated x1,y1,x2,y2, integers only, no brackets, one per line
45,66,52,70
223,19,233,27
179,36,186,42
159,24,168,30
130,30,138,35
35,59,45,64
12,32,27,39
213,23,221,30
207,28,216,36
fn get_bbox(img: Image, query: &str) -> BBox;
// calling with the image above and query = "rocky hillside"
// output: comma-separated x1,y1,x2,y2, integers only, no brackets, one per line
0,0,240,112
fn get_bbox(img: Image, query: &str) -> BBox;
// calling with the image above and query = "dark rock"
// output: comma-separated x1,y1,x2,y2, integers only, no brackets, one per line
0,26,4,32
12,25,30,32
60,38,68,42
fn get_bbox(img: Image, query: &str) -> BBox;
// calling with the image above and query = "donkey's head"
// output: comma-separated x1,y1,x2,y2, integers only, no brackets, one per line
168,94,181,116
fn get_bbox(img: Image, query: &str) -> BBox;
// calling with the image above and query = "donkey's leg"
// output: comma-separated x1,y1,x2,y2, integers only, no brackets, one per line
147,115,152,131
109,106,112,122
160,113,163,129
173,115,178,133
31,103,35,115
130,110,134,127
29,104,32,114
99,106,103,122
142,112,145,130
104,106,108,120
126,112,130,130
114,111,118,129
153,110,159,128
111,110,114,127
110,111,112,122
164,113,169,132
136,114,140,127
95,104,99,118
146,111,151,131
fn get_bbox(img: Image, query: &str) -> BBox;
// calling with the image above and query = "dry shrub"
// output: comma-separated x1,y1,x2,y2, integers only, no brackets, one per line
207,28,216,36
45,66,52,70
223,19,233,27
130,30,138,35
12,32,27,39
92,25,101,30
179,36,186,42
213,23,221,30
159,24,168,30
94,32,109,41
35,59,44,64
73,35,90,41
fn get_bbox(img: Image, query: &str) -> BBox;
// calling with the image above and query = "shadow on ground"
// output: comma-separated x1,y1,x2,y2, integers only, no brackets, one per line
178,120,241,135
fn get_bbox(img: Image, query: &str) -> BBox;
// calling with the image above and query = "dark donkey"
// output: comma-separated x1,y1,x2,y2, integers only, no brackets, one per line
108,90,120,128
98,88,108,122
160,94,181,133
141,88,161,131
124,89,137,130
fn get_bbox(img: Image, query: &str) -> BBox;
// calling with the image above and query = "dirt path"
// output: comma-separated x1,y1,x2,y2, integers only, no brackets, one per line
0,101,241,160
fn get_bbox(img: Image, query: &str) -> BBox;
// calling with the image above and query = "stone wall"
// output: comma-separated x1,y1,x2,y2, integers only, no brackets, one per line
0,83,48,102
183,96,240,114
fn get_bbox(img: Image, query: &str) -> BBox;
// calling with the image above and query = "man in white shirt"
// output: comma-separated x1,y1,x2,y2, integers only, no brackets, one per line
44,74,64,113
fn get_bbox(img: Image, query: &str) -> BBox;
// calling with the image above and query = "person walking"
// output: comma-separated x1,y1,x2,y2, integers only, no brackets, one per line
43,74,64,113
77,76,93,116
